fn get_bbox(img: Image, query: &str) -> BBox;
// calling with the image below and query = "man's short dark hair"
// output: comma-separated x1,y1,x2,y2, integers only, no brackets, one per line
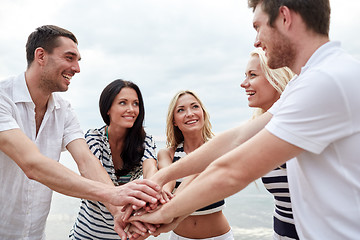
248,0,330,36
25,25,78,68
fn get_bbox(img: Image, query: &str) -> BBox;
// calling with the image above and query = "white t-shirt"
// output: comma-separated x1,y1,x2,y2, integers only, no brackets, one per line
0,73,84,240
267,42,360,239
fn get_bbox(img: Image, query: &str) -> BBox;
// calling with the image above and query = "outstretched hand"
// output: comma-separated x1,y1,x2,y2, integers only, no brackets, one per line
109,179,161,208
112,185,179,238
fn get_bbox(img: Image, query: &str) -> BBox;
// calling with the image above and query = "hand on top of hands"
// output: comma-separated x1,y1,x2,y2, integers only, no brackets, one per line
118,188,175,239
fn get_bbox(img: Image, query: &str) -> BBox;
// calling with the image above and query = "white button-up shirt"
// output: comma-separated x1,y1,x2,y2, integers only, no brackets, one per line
0,73,83,239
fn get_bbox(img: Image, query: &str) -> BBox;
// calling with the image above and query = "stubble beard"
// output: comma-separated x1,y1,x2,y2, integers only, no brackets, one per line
267,30,296,70
40,59,68,93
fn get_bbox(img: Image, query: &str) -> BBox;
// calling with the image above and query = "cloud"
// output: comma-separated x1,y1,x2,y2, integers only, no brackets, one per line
1,0,359,142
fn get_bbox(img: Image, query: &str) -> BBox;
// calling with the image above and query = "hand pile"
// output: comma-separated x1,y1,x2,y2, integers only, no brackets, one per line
118,189,174,239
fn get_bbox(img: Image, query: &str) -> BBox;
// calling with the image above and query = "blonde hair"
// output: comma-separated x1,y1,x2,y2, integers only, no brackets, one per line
250,48,295,118
165,90,214,148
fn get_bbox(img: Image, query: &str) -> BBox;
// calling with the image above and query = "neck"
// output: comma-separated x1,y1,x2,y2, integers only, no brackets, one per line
291,34,329,75
25,68,51,108
107,125,127,145
182,133,204,153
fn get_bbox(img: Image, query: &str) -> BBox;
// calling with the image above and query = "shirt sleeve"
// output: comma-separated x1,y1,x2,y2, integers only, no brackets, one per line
62,101,84,150
0,93,20,132
142,134,157,162
266,69,352,154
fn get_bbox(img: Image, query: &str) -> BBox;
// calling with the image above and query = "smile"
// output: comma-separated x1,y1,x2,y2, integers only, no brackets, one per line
185,120,198,125
62,74,72,81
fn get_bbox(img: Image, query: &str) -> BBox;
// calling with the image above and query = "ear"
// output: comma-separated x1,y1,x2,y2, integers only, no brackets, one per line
173,121,177,127
34,47,47,66
278,6,292,30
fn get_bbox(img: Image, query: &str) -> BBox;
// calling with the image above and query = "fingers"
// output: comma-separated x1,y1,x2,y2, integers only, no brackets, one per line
114,223,129,240
129,211,160,225
134,179,161,192
143,222,157,233
158,189,173,204
129,221,147,235
122,204,133,222
117,180,162,208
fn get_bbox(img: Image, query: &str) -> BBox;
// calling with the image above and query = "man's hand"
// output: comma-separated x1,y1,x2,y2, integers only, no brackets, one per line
109,179,161,208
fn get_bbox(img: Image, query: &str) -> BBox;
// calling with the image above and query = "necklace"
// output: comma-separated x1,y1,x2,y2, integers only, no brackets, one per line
105,126,109,140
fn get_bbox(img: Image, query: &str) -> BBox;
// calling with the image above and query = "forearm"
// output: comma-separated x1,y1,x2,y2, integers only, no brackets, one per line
153,113,271,186
158,149,251,218
0,129,114,203
174,174,198,194
20,150,113,202
142,158,158,179
159,129,301,218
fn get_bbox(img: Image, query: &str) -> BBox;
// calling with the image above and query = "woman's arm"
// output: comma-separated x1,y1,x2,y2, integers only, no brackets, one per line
142,158,158,179
157,148,176,194
151,112,272,187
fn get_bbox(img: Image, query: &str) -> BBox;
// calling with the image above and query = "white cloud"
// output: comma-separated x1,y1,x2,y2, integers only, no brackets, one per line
1,0,359,140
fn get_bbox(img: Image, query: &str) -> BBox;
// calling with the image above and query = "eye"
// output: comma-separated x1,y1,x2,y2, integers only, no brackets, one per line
250,73,257,77
119,101,126,105
192,104,200,109
177,108,184,113
133,101,139,107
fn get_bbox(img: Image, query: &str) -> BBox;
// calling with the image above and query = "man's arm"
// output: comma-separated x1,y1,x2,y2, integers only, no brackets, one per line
0,129,160,206
152,112,272,187
131,129,303,224
66,138,114,184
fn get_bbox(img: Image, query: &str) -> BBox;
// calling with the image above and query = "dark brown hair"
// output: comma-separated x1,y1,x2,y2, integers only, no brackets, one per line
99,79,146,176
26,25,78,68
248,0,330,36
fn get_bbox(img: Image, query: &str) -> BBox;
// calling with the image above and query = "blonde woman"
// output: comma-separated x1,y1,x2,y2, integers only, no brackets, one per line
241,48,298,240
157,90,233,240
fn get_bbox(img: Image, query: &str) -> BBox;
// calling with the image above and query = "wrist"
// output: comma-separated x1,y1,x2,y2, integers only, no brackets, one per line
151,169,167,187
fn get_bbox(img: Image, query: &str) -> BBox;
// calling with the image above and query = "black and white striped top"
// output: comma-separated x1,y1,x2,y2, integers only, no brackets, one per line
173,143,225,216
261,163,299,239
69,126,156,240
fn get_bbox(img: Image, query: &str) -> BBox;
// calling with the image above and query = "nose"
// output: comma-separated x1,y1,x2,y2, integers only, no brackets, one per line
72,61,80,73
127,104,135,112
254,34,261,48
185,108,194,117
241,77,249,89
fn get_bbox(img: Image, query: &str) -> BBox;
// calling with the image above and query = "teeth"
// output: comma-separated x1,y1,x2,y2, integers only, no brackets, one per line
186,120,197,124
62,74,72,80
246,91,255,96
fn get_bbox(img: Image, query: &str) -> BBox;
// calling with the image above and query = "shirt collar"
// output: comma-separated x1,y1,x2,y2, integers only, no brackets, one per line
13,72,60,110
300,41,341,74
13,73,32,104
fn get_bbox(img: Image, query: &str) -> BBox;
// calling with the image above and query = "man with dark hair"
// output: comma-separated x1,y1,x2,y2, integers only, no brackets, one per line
0,25,160,240
129,1,360,239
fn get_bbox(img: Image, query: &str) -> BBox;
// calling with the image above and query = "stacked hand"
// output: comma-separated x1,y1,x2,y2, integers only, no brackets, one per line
116,188,177,239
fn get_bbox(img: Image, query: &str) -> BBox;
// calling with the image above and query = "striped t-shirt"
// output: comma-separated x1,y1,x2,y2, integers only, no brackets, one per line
69,126,156,240
261,163,299,239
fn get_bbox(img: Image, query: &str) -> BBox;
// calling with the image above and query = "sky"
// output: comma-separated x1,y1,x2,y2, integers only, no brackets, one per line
1,0,359,142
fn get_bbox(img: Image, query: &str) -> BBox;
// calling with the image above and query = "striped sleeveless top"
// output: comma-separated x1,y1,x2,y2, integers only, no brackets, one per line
261,163,299,239
173,143,225,216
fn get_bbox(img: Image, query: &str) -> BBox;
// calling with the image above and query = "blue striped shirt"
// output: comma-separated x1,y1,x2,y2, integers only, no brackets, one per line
69,126,156,240
261,163,299,239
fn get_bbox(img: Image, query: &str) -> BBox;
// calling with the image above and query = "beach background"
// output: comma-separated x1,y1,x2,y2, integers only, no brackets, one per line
1,0,357,239
45,148,274,240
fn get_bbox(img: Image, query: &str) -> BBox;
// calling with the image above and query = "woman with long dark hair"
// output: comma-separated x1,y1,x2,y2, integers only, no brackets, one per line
70,79,157,239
